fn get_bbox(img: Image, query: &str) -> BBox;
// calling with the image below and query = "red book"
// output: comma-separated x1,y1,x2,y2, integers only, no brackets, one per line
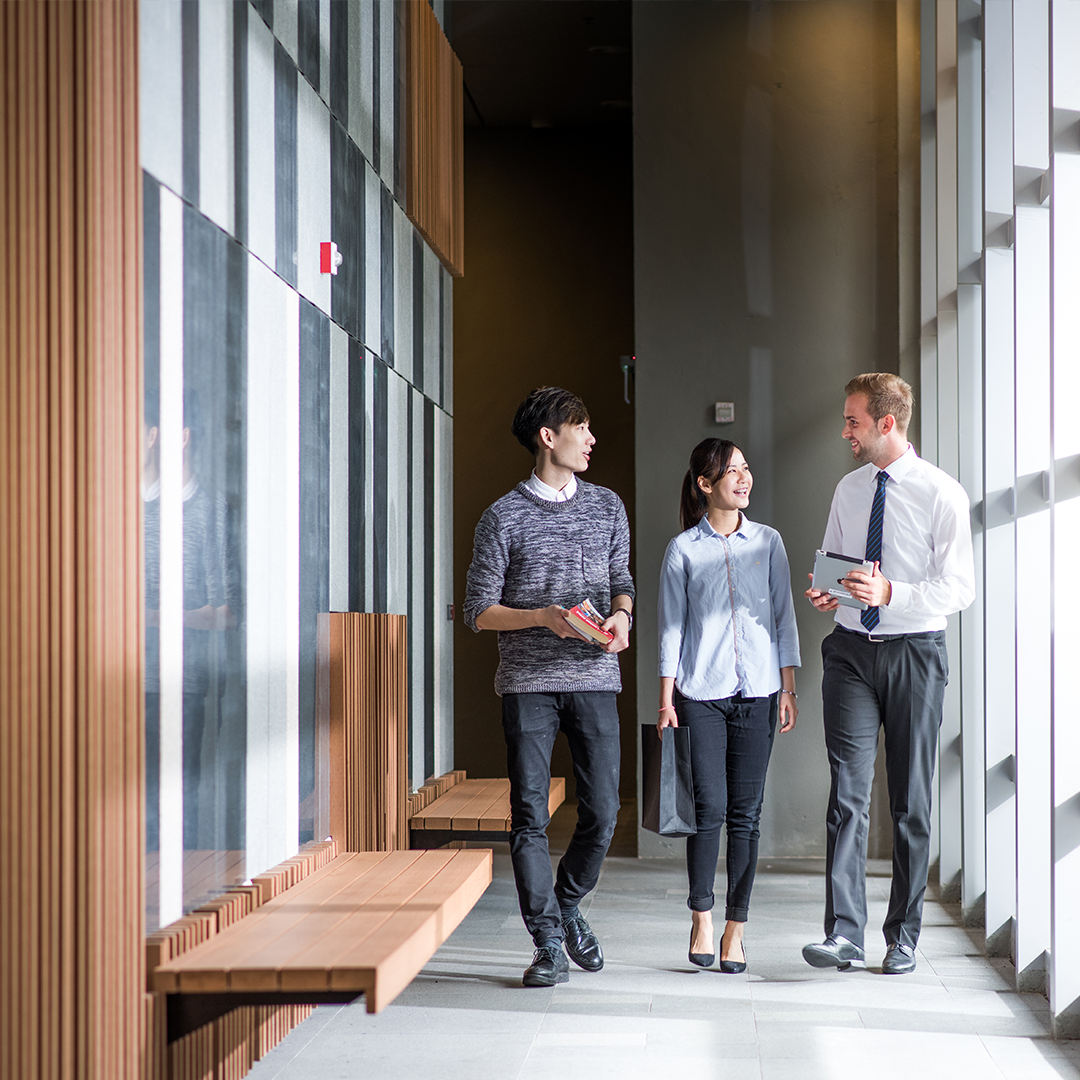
563,599,614,645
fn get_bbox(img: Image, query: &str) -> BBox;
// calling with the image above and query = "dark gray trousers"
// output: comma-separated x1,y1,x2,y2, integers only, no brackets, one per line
821,626,949,950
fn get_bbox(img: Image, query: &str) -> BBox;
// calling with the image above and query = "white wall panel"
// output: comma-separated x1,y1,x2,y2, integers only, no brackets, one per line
245,257,301,878
198,0,235,235
296,77,331,313
140,0,183,193
247,13,277,269
385,370,409,615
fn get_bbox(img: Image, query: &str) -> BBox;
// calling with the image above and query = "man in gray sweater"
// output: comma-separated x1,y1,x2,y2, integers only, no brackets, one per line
464,387,634,987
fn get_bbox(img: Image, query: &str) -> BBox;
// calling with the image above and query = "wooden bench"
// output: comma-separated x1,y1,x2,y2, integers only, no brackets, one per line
150,848,492,1041
409,777,565,849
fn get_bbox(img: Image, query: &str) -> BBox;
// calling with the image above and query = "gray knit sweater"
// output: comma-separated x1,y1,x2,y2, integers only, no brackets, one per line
464,481,635,695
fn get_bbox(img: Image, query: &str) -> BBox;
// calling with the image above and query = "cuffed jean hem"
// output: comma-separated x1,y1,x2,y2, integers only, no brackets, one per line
725,906,749,922
687,895,715,913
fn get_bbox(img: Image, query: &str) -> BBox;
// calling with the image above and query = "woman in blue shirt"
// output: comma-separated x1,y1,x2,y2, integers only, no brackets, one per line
657,438,800,972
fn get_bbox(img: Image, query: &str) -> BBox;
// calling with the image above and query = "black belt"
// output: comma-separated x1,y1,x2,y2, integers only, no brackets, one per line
836,624,943,644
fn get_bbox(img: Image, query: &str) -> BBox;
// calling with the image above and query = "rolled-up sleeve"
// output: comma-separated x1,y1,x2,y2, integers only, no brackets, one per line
769,533,801,669
657,539,688,678
608,499,635,601
463,508,510,632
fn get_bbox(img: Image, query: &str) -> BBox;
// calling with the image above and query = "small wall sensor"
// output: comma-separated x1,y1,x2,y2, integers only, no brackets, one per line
714,402,735,424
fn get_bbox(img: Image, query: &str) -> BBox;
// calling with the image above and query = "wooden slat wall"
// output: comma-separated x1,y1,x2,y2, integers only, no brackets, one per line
320,613,410,852
0,3,143,1079
405,0,465,278
142,842,338,1080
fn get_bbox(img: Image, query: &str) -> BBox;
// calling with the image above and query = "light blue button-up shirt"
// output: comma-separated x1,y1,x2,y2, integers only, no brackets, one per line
658,514,801,701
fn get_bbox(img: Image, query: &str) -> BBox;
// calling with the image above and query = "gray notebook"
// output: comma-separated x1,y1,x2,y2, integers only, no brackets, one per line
812,550,874,610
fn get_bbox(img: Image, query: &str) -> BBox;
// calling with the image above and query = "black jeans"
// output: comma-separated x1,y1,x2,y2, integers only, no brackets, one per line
676,691,777,921
821,626,948,950
502,692,621,945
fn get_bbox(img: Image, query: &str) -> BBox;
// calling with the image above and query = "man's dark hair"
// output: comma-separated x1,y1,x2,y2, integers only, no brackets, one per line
510,386,590,454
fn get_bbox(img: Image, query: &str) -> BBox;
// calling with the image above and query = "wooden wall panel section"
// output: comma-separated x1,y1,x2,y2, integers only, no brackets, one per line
405,0,465,277
320,613,410,852
0,3,143,1078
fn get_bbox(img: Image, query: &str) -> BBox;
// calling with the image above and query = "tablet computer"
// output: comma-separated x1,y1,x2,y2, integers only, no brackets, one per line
812,550,874,610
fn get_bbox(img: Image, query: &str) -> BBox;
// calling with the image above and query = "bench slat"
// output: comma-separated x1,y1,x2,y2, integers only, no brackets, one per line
420,778,507,831
273,850,460,989
412,777,565,834
258,850,459,991
149,849,493,1013
180,852,428,992
329,850,493,1011
153,853,390,991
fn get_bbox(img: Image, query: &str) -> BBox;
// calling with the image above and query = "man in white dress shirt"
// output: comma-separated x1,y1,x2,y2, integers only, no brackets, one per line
802,373,975,975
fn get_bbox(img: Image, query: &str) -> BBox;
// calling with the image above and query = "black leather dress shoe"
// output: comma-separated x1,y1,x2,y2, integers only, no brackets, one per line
882,942,916,974
801,935,866,970
562,914,604,972
523,941,570,987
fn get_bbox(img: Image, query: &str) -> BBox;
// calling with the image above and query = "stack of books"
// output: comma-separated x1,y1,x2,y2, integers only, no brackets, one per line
563,599,614,645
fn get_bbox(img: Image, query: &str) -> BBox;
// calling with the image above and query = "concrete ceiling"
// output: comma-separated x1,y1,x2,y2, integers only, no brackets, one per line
446,0,632,128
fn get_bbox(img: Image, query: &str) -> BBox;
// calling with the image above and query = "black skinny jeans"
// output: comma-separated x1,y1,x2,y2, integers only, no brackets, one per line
677,691,777,921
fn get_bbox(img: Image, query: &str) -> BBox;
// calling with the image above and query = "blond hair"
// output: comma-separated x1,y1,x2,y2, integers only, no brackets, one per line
845,372,913,433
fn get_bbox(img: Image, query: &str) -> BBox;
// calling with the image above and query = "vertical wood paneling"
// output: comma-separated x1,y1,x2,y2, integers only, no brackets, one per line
404,0,463,277
0,3,143,1078
320,612,409,852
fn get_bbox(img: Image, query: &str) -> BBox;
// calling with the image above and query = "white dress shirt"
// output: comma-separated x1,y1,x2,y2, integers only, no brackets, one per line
822,445,976,635
524,470,578,503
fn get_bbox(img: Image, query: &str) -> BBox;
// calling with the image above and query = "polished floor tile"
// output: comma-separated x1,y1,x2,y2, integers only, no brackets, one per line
245,809,1079,1080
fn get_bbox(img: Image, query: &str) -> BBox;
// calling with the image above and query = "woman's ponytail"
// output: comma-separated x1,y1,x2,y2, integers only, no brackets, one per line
680,469,705,533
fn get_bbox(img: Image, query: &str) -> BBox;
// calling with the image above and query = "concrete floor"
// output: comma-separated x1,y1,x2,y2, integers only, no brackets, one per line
246,807,1080,1080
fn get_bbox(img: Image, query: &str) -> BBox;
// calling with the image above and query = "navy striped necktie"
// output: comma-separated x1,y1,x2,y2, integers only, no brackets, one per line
861,470,890,631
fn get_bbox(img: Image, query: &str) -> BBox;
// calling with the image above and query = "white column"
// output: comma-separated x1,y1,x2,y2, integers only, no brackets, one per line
157,188,185,927
1013,0,1053,996
1049,0,1080,1036
956,1,985,926
935,0,963,902
246,258,301,878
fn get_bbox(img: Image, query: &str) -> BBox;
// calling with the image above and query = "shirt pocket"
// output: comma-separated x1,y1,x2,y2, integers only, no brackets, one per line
581,546,607,584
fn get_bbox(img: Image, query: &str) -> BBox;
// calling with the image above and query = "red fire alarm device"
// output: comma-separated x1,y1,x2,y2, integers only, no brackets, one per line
320,241,342,275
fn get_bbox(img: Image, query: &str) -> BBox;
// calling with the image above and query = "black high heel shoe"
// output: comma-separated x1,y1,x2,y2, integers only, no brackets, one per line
719,940,747,974
688,927,715,968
